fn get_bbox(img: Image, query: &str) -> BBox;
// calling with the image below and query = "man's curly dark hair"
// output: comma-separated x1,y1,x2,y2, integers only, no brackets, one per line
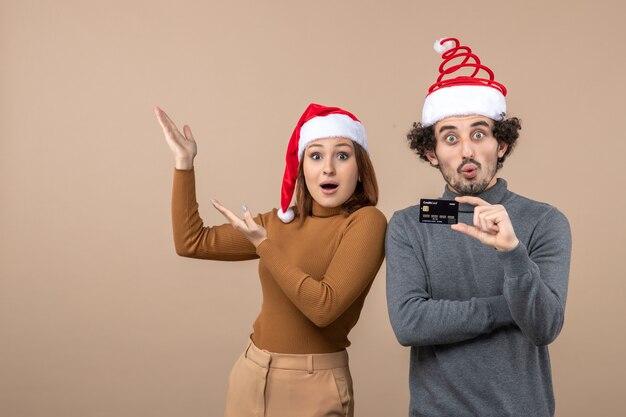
406,117,522,170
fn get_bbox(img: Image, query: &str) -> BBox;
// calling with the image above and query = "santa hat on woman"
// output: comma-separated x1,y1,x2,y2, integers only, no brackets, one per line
422,37,508,127
277,103,368,223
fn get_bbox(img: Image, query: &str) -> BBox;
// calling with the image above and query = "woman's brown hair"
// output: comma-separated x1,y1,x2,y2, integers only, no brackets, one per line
293,142,378,222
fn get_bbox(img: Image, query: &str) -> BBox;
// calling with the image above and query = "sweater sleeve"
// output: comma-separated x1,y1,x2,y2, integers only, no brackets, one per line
499,208,572,346
255,207,387,328
386,212,514,347
171,168,259,261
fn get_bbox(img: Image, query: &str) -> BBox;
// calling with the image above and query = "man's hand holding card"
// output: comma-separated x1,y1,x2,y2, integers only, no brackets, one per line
450,196,519,251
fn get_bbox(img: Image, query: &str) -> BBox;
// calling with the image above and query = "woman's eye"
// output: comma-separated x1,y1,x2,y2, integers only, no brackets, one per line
337,152,349,160
444,135,457,143
310,153,321,160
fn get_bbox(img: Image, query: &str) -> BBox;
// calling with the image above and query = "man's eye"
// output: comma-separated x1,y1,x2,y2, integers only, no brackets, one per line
444,135,457,143
337,152,349,160
474,131,485,140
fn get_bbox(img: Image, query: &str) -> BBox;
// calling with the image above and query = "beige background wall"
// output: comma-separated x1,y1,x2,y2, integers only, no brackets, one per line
1,0,625,416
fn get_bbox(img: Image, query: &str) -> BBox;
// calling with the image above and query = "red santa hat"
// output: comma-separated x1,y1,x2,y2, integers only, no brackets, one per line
277,103,368,223
422,37,508,127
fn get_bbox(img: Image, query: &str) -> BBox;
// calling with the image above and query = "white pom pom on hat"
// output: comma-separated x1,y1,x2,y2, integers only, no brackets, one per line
422,37,508,127
433,38,455,54
277,206,296,223
278,103,367,223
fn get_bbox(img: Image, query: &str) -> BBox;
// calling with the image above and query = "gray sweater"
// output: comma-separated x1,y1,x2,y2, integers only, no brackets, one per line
386,179,571,417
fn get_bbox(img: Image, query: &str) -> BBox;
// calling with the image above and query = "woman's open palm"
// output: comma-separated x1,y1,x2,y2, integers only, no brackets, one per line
155,107,197,169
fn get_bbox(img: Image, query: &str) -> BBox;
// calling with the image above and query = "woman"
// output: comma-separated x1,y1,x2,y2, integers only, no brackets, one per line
155,103,386,417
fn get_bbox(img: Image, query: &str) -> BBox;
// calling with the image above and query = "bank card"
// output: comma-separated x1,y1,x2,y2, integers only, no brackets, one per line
419,199,459,224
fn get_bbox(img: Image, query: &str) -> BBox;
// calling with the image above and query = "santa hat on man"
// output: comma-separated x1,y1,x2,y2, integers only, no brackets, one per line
422,37,508,127
277,103,368,223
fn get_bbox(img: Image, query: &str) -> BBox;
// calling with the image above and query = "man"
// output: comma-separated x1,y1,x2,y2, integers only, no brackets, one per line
386,37,572,417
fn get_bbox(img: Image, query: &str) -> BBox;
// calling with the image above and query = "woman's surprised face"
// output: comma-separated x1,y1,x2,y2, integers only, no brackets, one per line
303,137,359,208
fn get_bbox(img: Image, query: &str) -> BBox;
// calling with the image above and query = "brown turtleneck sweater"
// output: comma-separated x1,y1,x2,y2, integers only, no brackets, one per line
172,169,387,354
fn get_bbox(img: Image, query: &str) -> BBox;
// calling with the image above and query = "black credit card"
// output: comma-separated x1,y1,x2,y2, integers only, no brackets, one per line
419,199,459,224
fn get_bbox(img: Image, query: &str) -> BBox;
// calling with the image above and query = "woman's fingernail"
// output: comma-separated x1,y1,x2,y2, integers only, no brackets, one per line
242,204,249,212
211,199,217,206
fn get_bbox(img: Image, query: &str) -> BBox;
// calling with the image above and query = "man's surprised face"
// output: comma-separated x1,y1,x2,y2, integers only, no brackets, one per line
427,115,508,195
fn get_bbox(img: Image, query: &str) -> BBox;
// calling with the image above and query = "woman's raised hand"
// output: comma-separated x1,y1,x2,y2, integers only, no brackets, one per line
155,107,197,170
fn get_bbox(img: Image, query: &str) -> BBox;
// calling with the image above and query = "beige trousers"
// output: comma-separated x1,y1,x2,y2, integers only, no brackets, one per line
224,340,353,417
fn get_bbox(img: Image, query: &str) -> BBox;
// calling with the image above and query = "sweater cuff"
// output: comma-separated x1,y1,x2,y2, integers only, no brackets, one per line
256,239,285,269
256,238,271,256
485,295,513,328
496,242,533,278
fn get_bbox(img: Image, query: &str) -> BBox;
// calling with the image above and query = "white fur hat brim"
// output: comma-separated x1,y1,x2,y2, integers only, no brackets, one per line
298,113,367,159
422,85,506,127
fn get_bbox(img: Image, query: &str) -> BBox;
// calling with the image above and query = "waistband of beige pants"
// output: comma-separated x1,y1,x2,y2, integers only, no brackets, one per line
244,339,348,374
